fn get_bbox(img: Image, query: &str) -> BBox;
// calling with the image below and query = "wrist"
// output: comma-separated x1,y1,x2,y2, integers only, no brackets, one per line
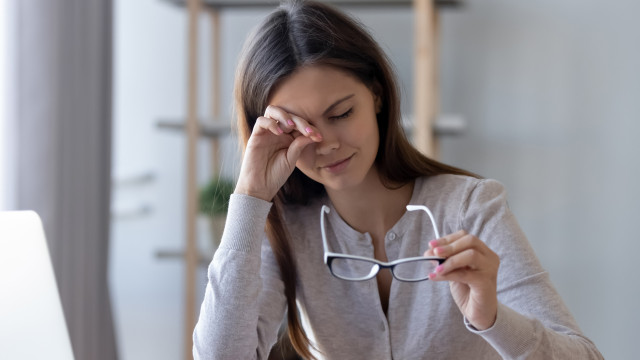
233,184,274,202
469,302,498,331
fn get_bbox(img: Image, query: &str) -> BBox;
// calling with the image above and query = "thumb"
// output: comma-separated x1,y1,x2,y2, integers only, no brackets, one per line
424,248,437,257
286,135,315,166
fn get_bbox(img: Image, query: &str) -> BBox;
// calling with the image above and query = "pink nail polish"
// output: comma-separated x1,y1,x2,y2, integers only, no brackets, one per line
436,265,444,273
287,119,295,126
429,240,438,248
429,273,437,280
305,127,314,134
277,127,284,134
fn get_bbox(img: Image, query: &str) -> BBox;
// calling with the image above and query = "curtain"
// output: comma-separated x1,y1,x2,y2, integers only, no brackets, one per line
13,0,118,359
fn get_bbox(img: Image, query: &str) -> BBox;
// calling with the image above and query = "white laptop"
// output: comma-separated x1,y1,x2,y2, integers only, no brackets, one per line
0,211,75,360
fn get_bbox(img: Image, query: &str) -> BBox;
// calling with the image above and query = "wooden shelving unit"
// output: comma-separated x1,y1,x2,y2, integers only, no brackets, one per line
157,1,464,358
164,0,463,8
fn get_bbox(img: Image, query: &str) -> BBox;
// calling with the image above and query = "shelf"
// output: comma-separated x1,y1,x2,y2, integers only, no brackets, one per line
162,0,463,10
433,114,465,136
401,114,466,136
157,119,232,138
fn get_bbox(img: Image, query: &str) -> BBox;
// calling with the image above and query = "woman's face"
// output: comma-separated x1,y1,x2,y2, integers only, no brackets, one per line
268,65,380,193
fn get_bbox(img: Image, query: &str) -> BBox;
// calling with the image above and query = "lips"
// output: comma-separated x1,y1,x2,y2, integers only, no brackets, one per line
322,154,354,173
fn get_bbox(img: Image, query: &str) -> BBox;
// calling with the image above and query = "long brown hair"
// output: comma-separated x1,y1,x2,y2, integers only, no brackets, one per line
234,1,477,358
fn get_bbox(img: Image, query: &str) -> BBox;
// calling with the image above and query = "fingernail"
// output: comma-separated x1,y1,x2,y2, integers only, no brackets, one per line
287,119,295,126
305,127,314,134
429,273,437,280
429,240,438,248
434,247,443,256
277,127,284,134
436,265,444,273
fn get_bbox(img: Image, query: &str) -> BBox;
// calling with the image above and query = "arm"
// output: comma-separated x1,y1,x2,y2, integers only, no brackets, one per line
192,194,286,360
193,104,321,359
428,179,603,359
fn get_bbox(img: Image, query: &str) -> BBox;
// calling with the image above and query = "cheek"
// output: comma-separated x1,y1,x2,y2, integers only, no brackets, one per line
355,125,376,145
354,116,379,152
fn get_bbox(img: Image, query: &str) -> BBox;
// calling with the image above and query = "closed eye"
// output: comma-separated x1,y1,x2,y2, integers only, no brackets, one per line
330,108,353,120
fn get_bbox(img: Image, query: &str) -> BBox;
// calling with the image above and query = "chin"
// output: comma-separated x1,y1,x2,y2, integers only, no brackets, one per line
320,174,367,193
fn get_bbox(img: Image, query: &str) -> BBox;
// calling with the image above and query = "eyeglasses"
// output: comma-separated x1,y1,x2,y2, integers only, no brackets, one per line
320,205,445,282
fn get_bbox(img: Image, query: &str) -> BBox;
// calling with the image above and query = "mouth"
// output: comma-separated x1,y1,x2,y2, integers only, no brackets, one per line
322,154,354,173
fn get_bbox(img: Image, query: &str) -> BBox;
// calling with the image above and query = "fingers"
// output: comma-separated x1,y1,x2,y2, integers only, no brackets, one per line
264,105,294,126
261,105,323,142
290,115,323,141
423,231,466,257
428,231,488,258
423,231,499,281
431,248,481,278
428,230,466,248
287,134,316,164
254,116,286,136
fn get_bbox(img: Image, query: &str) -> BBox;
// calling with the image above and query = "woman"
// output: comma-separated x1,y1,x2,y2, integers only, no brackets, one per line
193,1,603,359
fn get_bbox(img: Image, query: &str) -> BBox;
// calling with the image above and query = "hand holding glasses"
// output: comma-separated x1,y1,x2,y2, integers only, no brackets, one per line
320,205,446,282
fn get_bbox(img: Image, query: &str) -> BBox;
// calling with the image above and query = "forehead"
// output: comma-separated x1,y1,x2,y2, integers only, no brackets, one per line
268,65,370,114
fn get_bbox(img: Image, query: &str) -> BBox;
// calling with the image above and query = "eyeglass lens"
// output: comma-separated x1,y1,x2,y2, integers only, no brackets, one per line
392,259,439,281
331,258,440,281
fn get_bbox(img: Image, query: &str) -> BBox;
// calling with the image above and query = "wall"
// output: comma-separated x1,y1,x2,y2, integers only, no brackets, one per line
438,2,639,359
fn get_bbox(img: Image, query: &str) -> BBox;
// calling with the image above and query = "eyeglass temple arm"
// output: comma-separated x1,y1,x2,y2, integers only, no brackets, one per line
320,205,331,259
406,205,440,239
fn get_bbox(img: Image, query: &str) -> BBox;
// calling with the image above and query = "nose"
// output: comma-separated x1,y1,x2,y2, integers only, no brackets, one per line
315,127,339,155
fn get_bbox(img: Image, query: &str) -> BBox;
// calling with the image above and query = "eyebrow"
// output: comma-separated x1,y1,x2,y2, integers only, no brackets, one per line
323,94,355,116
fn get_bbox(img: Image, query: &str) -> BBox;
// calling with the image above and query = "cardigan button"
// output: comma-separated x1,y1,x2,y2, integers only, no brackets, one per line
386,232,397,241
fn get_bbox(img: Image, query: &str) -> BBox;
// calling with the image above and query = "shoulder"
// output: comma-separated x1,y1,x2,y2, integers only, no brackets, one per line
416,174,506,205
420,173,503,191
413,174,508,232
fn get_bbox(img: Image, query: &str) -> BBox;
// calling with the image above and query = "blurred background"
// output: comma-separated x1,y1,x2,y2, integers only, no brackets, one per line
2,0,639,359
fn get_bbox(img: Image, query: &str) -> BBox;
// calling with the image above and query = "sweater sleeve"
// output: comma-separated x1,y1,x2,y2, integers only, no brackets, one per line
193,194,287,360
459,179,603,360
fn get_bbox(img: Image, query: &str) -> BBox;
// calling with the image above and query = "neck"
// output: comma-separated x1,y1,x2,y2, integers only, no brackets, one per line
326,170,414,236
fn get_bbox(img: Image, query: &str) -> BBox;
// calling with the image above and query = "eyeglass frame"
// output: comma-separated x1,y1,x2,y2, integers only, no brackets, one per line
320,204,446,282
